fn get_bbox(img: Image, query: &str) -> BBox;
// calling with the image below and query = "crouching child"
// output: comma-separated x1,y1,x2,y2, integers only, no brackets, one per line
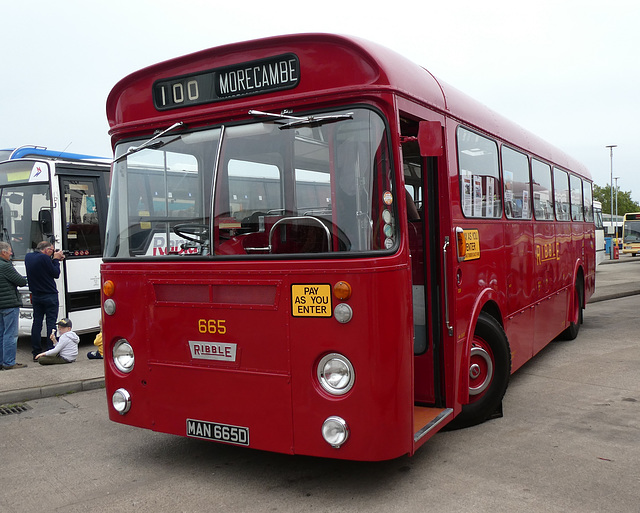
35,318,79,365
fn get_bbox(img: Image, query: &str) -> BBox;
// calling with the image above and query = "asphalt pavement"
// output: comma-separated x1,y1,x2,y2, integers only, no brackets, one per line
2,253,640,406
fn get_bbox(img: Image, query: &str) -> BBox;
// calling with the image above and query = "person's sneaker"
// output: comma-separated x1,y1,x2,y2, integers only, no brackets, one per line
3,363,28,370
87,351,103,360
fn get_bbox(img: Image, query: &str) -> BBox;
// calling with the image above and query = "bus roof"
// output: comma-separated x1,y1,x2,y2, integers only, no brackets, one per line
1,146,110,163
107,33,590,180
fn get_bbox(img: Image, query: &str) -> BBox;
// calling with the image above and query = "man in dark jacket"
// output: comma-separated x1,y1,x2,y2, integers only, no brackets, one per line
24,241,65,359
0,241,28,370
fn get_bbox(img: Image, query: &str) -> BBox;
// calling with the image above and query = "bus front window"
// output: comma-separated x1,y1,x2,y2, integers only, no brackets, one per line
624,219,640,242
0,184,51,259
106,108,396,258
107,128,220,257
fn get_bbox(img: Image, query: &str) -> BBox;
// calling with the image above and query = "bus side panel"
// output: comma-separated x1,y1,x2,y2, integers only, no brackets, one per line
451,220,508,405
585,221,596,301
533,222,560,351
557,222,574,291
503,222,535,372
581,220,594,280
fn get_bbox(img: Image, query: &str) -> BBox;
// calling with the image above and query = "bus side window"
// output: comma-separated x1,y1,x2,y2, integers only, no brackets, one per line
553,168,571,222
502,146,531,220
532,159,553,221
583,182,594,222
570,175,584,222
457,126,501,219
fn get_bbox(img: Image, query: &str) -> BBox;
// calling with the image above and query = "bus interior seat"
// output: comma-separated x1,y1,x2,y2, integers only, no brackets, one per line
240,211,267,233
270,220,330,254
269,216,351,254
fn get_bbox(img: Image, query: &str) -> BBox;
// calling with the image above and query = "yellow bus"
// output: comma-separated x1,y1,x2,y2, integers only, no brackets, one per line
622,213,640,256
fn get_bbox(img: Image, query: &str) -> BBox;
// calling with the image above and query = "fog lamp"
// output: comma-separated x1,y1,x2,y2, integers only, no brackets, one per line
322,416,349,448
112,388,131,415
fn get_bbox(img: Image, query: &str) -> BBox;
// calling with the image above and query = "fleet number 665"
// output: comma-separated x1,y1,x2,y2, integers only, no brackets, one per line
198,319,227,334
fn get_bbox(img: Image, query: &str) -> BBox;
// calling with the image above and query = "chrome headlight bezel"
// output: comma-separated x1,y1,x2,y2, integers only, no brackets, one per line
112,388,131,414
113,339,135,373
322,416,349,448
317,353,355,396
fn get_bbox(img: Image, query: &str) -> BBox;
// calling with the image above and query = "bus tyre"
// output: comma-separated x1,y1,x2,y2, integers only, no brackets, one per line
560,280,583,341
448,312,511,430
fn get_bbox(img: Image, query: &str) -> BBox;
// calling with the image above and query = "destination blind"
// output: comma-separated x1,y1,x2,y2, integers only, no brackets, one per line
153,53,300,110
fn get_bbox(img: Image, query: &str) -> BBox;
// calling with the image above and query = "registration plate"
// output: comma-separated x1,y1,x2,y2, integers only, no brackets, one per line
186,418,249,446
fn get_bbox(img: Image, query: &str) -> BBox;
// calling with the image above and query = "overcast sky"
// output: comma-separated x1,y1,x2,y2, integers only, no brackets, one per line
2,0,638,201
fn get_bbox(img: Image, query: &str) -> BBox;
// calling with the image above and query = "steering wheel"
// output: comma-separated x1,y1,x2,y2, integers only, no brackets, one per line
173,223,209,244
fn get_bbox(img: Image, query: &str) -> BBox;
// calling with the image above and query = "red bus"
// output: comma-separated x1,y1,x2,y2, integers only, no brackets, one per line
102,34,595,461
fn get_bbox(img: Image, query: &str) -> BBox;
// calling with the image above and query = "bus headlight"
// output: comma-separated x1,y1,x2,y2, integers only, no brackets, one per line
322,416,349,448
317,353,355,395
19,291,32,307
113,339,135,373
112,388,131,414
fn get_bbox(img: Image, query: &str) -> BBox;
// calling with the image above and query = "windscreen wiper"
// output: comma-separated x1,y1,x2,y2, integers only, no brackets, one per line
114,122,185,163
248,110,353,129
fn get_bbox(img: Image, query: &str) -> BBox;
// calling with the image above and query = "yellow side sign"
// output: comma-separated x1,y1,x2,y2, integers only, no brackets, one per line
463,229,480,261
291,284,332,317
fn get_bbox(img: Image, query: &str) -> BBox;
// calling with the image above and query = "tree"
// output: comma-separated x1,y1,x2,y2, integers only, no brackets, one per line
593,184,640,215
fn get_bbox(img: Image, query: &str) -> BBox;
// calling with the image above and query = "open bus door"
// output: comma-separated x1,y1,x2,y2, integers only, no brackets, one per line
58,174,106,332
401,117,453,451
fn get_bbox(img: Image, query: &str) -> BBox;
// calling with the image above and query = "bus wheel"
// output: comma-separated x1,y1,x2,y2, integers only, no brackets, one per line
560,280,583,340
448,312,511,429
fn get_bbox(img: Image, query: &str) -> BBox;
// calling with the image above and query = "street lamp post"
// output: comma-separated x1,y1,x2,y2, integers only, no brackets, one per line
606,145,617,259
614,176,620,244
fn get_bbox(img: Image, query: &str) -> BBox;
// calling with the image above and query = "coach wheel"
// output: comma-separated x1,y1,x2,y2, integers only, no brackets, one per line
448,312,511,430
560,280,583,341
173,223,209,244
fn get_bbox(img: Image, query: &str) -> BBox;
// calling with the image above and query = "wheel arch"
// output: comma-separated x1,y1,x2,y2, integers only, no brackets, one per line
458,290,505,407
573,262,585,309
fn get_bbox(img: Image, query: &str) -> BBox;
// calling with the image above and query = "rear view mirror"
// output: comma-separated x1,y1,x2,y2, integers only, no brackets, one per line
38,209,53,236
8,193,23,205
418,120,443,157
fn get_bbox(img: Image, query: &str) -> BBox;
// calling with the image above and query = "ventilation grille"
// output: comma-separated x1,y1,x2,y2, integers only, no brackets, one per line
0,403,32,416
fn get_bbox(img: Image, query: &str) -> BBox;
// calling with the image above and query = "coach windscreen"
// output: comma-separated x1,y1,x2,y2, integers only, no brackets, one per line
105,108,397,258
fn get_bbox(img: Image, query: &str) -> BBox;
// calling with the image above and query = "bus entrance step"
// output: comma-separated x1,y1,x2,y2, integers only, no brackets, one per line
413,406,454,443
